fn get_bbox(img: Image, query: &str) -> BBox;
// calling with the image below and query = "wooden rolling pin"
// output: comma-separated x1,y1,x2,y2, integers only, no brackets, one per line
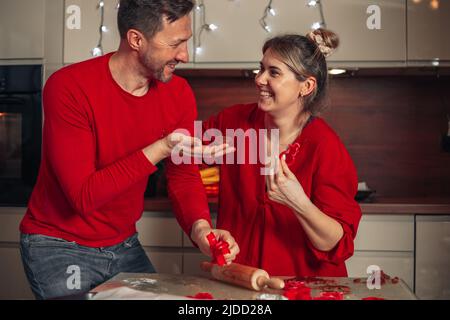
201,261,285,291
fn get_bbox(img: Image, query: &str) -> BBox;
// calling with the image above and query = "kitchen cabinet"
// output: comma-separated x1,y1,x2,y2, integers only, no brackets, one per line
137,212,184,274
0,0,45,59
144,249,183,275
323,0,407,65
0,246,34,299
63,0,120,63
2,205,448,299
44,0,65,81
63,0,194,64
346,215,415,290
183,251,210,276
192,0,320,66
192,0,406,67
346,251,414,290
407,0,450,65
415,215,450,300
0,208,33,299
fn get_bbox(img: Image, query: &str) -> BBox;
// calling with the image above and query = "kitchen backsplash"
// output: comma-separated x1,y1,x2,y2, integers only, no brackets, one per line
171,71,450,199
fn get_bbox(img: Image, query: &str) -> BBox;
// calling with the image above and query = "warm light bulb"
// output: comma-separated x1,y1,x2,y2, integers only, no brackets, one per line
307,0,318,7
269,8,276,16
328,69,347,75
99,1,104,7
92,47,103,56
430,0,439,10
264,25,271,32
208,23,218,31
311,22,322,30
101,25,108,32
196,47,203,55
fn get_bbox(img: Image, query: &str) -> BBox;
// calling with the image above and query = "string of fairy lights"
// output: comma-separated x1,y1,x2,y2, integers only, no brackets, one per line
195,0,218,55
92,1,120,57
91,0,326,56
194,0,327,54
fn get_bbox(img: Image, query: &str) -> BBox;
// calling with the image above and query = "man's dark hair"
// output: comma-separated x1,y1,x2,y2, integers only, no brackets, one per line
118,0,194,39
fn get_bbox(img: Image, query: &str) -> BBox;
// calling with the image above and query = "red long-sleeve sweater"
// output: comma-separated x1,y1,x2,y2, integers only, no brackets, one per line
200,103,362,277
20,53,211,247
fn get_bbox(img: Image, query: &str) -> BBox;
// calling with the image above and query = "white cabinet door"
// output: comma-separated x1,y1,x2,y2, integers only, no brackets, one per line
346,251,414,291
193,0,320,65
0,246,34,299
0,0,45,59
0,208,26,242
407,0,450,64
64,0,120,63
63,0,194,64
144,248,183,275
137,213,183,247
183,251,210,276
324,0,406,64
347,214,415,291
415,216,450,300
354,215,414,251
193,0,406,66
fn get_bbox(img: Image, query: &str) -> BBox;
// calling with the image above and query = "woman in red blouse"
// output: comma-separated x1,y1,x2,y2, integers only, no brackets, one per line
189,29,362,277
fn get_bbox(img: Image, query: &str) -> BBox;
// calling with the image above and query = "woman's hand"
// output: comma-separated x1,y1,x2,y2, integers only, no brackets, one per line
190,219,240,265
266,155,311,214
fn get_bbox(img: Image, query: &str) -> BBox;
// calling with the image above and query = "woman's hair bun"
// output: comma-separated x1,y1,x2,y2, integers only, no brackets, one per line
306,28,339,58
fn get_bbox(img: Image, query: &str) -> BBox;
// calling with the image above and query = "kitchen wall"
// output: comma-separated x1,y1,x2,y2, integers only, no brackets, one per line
178,70,450,199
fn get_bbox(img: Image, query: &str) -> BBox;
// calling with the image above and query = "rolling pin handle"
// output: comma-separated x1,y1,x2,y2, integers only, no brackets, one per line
267,277,285,290
256,276,285,290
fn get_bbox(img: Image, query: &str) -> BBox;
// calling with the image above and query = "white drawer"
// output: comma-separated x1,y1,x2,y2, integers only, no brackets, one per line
0,208,26,243
137,213,183,247
0,246,34,299
346,251,414,290
143,249,183,275
415,216,450,300
354,215,414,251
183,251,210,276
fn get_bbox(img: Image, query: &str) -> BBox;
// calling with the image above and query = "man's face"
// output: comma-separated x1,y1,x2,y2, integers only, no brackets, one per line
139,14,192,83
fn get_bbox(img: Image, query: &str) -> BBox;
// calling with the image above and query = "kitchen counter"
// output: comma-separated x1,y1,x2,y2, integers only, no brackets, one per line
144,197,450,215
90,272,417,300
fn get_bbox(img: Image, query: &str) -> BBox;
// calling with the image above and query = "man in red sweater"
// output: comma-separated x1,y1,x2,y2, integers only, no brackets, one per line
19,0,238,300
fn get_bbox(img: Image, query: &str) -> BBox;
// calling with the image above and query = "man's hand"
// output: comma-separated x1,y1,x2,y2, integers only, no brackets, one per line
190,219,240,265
142,132,235,165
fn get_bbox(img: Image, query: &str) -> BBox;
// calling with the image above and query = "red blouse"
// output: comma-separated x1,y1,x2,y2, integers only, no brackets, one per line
202,103,362,277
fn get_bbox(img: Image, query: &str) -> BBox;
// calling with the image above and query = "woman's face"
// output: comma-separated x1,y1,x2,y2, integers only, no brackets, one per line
255,49,304,114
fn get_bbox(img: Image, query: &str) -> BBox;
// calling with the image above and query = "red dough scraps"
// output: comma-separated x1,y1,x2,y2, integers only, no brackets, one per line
187,292,214,300
283,280,344,300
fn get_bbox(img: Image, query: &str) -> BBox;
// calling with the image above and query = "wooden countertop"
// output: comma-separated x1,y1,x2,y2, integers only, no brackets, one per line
91,272,417,300
144,197,450,215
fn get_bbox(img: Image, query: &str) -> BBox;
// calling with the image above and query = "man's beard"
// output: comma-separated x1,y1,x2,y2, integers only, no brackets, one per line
139,53,172,83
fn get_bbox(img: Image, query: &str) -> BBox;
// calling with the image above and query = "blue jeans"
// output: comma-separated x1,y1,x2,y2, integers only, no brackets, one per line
20,233,155,300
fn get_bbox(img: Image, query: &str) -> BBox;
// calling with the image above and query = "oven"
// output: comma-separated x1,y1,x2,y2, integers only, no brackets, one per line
0,65,42,206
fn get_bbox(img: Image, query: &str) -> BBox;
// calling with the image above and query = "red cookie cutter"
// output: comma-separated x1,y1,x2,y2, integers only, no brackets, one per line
280,142,301,165
206,232,230,266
